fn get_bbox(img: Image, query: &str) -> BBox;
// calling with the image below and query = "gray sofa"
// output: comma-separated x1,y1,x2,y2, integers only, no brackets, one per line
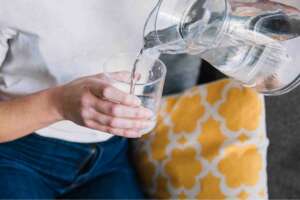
161,55,300,199
266,87,300,198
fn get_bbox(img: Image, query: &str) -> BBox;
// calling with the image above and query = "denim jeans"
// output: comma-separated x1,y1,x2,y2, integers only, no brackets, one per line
0,134,143,199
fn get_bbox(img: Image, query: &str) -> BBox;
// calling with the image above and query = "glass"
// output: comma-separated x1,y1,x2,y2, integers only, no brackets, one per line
103,52,167,134
143,0,300,95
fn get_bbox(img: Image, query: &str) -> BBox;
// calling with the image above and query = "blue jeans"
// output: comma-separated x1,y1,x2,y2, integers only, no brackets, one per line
0,134,144,199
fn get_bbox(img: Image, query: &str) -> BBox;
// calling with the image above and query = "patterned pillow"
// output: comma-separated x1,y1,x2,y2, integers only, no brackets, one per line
133,79,269,199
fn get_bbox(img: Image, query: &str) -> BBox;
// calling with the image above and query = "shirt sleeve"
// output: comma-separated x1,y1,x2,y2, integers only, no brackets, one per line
0,28,17,66
0,28,17,99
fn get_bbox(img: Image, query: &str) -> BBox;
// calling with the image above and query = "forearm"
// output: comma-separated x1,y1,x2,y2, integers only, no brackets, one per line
0,72,156,142
0,87,63,142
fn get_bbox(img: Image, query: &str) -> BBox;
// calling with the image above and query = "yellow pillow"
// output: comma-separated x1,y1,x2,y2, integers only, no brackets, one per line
133,79,269,199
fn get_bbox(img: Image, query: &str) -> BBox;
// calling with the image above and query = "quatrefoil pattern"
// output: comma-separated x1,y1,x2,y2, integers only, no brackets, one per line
133,79,269,200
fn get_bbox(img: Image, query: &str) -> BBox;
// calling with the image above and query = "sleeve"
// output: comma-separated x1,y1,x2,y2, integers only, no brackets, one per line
0,28,56,96
0,27,17,99
0,27,17,67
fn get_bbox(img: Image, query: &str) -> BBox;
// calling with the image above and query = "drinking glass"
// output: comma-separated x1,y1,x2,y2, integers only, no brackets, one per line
103,52,167,134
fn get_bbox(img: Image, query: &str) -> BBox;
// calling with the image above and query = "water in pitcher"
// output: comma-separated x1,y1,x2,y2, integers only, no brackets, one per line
128,6,300,133
142,3,300,94
200,10,299,93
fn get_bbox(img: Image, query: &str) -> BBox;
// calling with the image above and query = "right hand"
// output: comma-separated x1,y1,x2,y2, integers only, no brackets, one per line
53,73,154,138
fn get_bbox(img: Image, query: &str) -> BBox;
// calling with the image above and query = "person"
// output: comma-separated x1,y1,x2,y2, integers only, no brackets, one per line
0,0,157,198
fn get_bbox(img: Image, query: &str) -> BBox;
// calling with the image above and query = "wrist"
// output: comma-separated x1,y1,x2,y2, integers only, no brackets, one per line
45,86,65,122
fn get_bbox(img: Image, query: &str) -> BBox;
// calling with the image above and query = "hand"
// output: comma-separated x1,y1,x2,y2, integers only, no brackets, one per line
53,72,154,138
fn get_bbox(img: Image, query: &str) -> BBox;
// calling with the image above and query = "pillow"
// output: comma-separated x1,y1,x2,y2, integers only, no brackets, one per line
133,79,269,199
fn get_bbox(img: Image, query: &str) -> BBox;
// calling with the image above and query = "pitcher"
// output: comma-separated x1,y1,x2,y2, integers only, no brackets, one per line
143,0,300,95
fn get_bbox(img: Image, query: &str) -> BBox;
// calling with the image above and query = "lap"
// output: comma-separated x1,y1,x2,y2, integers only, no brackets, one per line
62,167,144,199
0,135,142,198
0,160,55,199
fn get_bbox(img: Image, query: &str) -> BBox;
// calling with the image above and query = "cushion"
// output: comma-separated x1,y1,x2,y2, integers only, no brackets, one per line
133,79,269,199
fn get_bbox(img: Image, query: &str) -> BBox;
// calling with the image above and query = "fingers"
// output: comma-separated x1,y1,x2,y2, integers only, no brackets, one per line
90,95,153,119
107,71,141,82
101,86,141,106
88,72,142,106
80,73,154,138
95,71,141,83
88,84,141,107
85,120,142,138
88,109,153,130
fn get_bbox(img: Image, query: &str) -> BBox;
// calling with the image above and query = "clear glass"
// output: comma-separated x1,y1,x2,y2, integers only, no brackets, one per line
103,52,167,134
144,0,300,95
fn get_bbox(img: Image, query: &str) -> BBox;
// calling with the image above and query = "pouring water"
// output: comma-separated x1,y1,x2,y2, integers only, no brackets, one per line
131,0,300,95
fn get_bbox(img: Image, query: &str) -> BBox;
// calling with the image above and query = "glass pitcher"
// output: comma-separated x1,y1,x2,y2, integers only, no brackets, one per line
143,0,300,95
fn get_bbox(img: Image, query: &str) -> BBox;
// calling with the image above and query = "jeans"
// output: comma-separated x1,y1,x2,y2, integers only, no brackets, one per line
0,134,143,199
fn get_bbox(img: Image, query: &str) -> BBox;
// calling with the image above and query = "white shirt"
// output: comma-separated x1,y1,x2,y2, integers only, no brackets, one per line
0,0,156,143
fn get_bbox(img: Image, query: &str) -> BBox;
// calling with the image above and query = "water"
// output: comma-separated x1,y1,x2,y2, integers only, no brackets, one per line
137,95,157,134
130,48,144,94
142,9,300,93
195,11,299,91
129,51,158,133
130,47,161,94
